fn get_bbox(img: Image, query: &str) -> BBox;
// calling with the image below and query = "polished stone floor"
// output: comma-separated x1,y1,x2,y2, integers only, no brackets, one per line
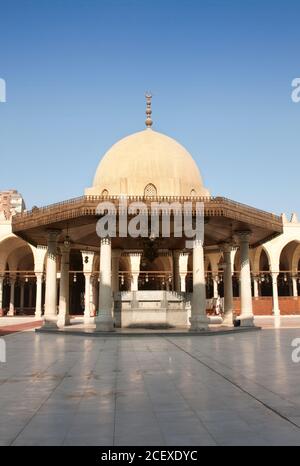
1,329,300,446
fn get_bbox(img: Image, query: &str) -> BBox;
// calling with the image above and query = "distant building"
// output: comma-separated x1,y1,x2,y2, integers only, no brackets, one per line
0,190,25,220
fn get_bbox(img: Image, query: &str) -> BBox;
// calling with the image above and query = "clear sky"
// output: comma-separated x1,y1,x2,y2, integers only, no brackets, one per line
0,0,299,215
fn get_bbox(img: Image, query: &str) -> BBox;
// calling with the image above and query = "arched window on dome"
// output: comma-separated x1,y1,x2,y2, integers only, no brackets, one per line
144,183,157,197
101,189,109,196
190,189,197,196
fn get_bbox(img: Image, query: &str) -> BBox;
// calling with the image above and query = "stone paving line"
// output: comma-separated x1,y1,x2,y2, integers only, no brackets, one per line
0,329,300,445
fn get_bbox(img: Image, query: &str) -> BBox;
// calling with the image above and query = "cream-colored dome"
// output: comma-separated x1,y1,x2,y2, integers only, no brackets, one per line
85,129,209,197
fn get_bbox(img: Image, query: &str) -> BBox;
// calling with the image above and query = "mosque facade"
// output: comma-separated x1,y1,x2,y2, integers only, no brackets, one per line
1,98,299,330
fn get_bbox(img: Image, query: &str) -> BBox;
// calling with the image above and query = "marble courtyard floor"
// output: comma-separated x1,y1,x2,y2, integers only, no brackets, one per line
1,329,300,446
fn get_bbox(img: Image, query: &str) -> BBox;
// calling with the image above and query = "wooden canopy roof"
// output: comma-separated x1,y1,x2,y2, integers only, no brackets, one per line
12,195,283,251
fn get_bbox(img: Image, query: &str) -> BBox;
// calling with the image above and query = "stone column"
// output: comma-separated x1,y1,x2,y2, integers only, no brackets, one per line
35,273,43,319
81,250,95,325
7,276,16,316
83,272,92,324
212,274,219,298
96,238,114,331
237,232,254,326
253,275,259,298
179,252,189,293
91,276,98,317
271,272,280,316
292,275,298,298
129,252,142,291
221,243,234,326
57,243,70,328
112,249,122,293
20,280,25,311
173,250,180,292
180,274,186,292
44,230,60,327
190,240,209,331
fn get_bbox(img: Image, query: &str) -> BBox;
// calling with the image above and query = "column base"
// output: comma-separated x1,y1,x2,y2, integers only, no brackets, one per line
222,312,234,327
272,309,280,317
84,315,96,326
95,318,115,332
57,315,71,328
7,310,15,316
42,316,58,328
238,315,255,327
189,315,209,331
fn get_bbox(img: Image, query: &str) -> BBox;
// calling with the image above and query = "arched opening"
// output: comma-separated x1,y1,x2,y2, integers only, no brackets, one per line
139,256,172,290
144,183,157,197
119,256,131,291
69,251,84,315
258,249,272,296
0,237,35,315
278,241,300,297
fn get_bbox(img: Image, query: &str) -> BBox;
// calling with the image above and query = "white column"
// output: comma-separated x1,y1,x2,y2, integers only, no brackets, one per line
96,238,114,331
91,276,98,317
237,232,254,326
253,275,259,298
190,240,209,331
221,243,234,326
20,281,25,311
179,252,189,293
112,249,121,293
212,274,219,298
57,243,70,328
180,274,186,292
44,230,60,327
35,273,43,318
7,276,16,316
173,250,180,292
292,275,298,298
271,272,280,316
81,250,95,324
83,272,92,324
129,252,142,291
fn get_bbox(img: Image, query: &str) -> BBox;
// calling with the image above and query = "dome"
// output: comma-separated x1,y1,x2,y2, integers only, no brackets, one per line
85,129,209,197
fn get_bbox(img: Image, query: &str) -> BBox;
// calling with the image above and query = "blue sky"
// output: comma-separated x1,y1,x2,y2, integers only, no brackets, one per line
0,0,299,215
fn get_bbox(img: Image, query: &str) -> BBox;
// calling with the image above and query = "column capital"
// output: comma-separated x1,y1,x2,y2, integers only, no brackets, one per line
46,229,61,241
35,272,43,280
100,237,111,246
127,251,143,257
234,231,252,243
192,239,204,248
219,242,233,254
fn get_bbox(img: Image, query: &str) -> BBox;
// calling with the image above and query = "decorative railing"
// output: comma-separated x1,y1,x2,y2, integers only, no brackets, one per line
12,194,282,224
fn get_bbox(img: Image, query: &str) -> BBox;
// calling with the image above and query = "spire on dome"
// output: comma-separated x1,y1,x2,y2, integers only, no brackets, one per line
145,92,153,129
